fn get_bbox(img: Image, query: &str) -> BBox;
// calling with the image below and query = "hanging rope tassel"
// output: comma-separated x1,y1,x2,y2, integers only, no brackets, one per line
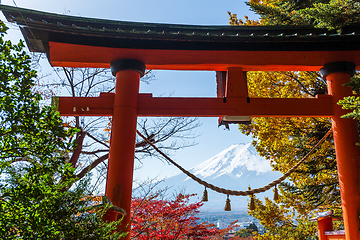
224,194,231,211
202,187,208,202
274,185,279,201
248,186,255,211
249,196,255,210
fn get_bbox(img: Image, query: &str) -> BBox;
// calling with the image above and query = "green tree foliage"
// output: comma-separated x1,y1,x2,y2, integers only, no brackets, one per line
0,167,125,239
235,222,259,238
246,0,306,25
291,0,360,30
235,229,253,238
0,21,125,239
338,96,360,119
245,0,360,30
338,75,360,121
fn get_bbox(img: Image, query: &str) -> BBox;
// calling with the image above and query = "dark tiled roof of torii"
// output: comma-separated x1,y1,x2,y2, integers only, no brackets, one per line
1,4,360,53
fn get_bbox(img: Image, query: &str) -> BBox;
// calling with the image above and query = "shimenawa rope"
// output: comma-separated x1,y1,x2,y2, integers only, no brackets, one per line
136,129,332,196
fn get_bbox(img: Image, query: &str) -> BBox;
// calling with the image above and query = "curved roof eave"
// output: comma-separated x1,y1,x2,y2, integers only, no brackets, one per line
1,4,360,71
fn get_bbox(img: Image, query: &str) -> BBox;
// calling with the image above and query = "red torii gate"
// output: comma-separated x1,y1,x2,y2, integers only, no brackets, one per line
2,5,360,240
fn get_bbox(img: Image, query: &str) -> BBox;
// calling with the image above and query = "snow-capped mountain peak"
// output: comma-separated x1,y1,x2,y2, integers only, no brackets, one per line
187,143,272,180
160,142,282,211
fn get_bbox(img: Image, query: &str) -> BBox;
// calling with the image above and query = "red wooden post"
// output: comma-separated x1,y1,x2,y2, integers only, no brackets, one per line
318,217,334,240
321,62,360,240
310,211,335,240
104,59,145,238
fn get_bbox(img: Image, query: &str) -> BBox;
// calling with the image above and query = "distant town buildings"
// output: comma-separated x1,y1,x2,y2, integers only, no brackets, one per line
199,211,264,235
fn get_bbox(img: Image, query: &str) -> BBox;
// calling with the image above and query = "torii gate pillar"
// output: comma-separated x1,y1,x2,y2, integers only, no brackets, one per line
321,62,360,240
103,59,145,236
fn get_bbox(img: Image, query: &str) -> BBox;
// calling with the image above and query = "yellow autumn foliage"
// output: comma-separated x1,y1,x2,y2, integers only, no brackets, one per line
240,70,340,239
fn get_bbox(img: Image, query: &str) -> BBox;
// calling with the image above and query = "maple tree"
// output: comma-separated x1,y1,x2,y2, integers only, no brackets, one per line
131,192,233,240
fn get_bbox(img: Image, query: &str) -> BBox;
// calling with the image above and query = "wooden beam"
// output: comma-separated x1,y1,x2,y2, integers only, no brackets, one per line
49,42,360,71
56,92,115,116
225,68,248,98
57,93,333,117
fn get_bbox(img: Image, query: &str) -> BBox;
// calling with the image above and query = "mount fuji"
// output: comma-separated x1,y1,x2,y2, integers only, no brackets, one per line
159,143,282,212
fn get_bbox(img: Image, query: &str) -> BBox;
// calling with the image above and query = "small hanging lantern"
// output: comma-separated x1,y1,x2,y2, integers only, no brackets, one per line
202,187,208,202
274,185,279,201
248,186,255,211
224,194,231,211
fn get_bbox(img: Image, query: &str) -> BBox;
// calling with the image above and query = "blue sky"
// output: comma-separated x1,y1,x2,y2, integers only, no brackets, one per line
2,0,257,25
1,0,260,181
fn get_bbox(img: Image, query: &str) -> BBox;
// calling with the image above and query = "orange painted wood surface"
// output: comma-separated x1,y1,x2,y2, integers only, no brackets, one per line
325,233,360,240
324,231,360,240
327,236,346,240
318,218,334,240
103,70,140,239
326,72,360,240
56,94,333,117
49,42,360,71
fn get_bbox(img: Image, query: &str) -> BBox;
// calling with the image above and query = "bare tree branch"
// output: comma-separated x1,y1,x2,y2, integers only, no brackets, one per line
34,66,200,188
86,131,110,148
76,153,109,180
69,130,86,167
81,149,109,155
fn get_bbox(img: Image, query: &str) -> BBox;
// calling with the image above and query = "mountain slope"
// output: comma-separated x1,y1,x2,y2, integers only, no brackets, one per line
159,143,282,212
